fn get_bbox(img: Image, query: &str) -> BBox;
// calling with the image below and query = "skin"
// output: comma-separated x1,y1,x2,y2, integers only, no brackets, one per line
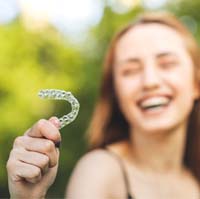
7,117,61,199
67,24,200,198
110,24,200,198
114,23,199,135
113,23,200,172
115,24,199,196
7,24,200,199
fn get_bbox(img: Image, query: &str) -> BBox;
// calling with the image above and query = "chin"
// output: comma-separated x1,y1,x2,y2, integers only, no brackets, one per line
134,119,184,135
142,127,174,135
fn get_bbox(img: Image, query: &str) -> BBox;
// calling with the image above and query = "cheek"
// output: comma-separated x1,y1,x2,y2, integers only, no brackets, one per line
169,67,195,93
114,75,141,120
166,67,197,111
114,74,139,101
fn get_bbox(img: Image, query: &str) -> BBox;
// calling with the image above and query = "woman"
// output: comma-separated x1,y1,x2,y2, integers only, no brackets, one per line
7,12,200,199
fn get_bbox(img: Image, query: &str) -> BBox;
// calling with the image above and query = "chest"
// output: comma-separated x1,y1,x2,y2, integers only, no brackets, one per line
128,172,200,199
109,167,200,199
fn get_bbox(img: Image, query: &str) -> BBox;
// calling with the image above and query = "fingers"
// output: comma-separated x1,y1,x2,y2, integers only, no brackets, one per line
7,118,61,184
25,118,61,143
13,136,58,167
7,159,42,184
10,148,50,174
7,137,60,184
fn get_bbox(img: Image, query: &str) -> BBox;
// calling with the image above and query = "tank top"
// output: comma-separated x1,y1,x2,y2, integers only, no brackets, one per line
104,148,135,199
104,148,200,199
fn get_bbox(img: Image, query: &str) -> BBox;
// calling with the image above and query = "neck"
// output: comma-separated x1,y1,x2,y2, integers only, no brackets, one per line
129,124,188,174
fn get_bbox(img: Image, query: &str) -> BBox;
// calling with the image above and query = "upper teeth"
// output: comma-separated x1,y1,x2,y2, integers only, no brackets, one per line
139,97,170,109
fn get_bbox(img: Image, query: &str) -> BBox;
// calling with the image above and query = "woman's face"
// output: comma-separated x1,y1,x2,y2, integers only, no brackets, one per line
113,23,199,134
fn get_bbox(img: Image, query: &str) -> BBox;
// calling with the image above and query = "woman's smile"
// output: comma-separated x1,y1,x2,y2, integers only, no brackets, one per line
136,94,172,116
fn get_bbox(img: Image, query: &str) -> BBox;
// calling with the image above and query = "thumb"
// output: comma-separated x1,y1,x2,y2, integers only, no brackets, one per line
25,117,61,143
49,116,61,129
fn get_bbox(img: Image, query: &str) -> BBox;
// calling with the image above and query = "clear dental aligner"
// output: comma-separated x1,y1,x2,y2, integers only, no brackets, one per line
38,89,80,129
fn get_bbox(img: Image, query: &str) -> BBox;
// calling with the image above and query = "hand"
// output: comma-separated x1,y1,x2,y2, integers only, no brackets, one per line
6,117,61,199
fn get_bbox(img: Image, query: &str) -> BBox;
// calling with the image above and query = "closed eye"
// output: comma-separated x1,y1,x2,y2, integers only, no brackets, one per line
119,61,142,76
121,66,142,76
159,60,179,68
156,52,179,69
159,61,178,68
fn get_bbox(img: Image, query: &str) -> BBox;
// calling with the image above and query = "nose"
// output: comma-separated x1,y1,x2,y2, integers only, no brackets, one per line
141,63,161,91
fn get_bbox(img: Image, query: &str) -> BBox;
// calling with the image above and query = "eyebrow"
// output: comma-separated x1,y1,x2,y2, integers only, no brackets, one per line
116,58,141,66
156,52,177,59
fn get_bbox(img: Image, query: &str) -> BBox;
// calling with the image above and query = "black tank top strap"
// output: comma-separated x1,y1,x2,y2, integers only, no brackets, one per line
103,147,135,199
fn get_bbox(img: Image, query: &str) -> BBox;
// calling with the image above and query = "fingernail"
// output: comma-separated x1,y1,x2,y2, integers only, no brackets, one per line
55,141,61,148
49,116,61,129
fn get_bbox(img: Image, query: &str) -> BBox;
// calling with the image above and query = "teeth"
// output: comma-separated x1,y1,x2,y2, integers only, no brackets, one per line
139,97,170,109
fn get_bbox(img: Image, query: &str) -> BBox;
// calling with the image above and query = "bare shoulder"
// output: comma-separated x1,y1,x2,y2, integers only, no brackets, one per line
68,148,123,181
71,140,130,175
66,148,127,198
75,148,119,168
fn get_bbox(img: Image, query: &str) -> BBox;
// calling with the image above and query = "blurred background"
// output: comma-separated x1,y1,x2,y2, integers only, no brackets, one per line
0,0,200,198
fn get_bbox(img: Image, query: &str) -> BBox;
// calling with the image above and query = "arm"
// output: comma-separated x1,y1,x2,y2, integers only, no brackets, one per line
65,149,127,199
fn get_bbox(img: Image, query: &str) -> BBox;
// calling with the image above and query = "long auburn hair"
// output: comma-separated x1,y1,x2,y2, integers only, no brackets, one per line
87,12,200,181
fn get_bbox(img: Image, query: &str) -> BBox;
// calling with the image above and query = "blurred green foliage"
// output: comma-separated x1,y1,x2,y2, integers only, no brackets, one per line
1,1,200,198
0,19,93,197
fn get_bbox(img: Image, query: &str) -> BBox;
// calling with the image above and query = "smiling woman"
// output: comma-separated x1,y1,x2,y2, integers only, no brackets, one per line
7,11,200,199
113,23,198,134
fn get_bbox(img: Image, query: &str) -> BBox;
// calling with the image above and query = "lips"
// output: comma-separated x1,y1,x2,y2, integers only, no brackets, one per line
137,95,172,111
